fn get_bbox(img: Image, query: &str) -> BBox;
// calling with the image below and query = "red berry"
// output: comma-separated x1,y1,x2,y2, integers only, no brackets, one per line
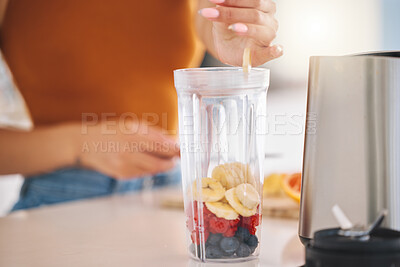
208,216,230,234
202,205,215,223
186,202,199,231
239,214,260,235
187,202,245,239
229,218,240,227
203,204,213,216
186,201,198,221
191,229,209,245
251,213,261,226
186,218,194,232
223,226,237,237
187,202,213,232
241,213,261,227
248,225,257,235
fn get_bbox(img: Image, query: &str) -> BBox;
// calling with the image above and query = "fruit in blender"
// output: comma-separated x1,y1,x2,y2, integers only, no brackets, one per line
187,162,262,259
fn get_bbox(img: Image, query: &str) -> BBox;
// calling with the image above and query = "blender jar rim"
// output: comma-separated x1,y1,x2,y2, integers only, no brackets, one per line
174,67,270,92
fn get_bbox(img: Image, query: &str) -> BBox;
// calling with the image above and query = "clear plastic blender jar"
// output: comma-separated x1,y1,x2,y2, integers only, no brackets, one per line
174,67,269,262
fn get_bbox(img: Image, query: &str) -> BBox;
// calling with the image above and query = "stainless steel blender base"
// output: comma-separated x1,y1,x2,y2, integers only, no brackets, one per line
299,52,400,240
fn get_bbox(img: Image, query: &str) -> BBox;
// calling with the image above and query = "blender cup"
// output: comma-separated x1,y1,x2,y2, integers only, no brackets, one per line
174,67,270,262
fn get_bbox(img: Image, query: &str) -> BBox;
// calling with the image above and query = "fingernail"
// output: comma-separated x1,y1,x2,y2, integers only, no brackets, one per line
199,8,219,18
228,23,248,33
273,45,284,57
209,0,225,3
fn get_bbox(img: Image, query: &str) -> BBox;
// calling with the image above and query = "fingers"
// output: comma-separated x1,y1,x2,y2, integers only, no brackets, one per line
131,125,180,158
228,23,276,45
136,153,177,175
83,145,178,180
200,6,268,26
116,153,177,180
209,0,276,14
138,135,179,158
252,44,283,66
200,6,278,33
200,4,281,57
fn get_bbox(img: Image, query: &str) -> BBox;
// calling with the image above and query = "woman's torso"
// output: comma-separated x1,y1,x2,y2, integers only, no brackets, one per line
0,0,203,131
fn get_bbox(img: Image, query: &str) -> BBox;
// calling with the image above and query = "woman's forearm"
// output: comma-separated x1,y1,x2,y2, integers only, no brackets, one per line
0,123,79,176
0,0,77,176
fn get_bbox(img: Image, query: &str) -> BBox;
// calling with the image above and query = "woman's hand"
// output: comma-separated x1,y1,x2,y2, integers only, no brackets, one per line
78,120,180,180
0,121,179,179
198,0,282,66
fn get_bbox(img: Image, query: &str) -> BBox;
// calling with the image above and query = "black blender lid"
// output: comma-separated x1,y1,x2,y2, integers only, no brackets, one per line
304,227,400,267
313,227,400,252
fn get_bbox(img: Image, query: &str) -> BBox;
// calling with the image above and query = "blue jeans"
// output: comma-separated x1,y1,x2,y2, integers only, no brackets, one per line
11,166,181,212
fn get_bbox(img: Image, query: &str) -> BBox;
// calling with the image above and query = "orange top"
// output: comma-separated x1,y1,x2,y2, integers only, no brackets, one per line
0,0,203,131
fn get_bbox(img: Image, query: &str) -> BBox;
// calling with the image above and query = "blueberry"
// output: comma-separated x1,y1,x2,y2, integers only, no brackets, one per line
246,235,258,249
221,247,235,257
206,233,222,247
206,245,224,259
235,226,251,242
236,243,251,257
220,237,240,254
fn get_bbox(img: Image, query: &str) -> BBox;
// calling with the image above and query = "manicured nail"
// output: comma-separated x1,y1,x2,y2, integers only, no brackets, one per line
271,45,284,57
228,23,248,33
209,0,225,3
199,8,220,19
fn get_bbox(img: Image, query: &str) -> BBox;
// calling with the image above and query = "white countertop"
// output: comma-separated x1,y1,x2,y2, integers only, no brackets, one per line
0,188,305,267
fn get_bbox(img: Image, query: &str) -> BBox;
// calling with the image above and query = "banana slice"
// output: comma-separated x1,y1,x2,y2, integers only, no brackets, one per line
212,163,240,189
225,187,258,217
212,162,256,189
211,165,231,189
193,178,225,202
231,162,256,186
205,202,239,220
235,183,260,210
220,196,229,204
229,164,243,188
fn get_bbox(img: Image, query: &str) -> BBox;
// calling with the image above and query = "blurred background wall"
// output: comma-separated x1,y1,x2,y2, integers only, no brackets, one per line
204,0,388,175
265,0,381,88
382,0,400,50
0,0,399,216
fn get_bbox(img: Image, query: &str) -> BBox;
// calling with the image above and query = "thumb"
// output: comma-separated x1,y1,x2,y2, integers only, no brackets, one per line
253,44,284,66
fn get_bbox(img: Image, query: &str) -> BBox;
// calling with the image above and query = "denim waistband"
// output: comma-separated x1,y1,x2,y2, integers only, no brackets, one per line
11,165,181,212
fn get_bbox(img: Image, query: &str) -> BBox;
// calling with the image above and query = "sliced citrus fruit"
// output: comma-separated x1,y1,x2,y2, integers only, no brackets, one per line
263,173,285,197
281,173,302,203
